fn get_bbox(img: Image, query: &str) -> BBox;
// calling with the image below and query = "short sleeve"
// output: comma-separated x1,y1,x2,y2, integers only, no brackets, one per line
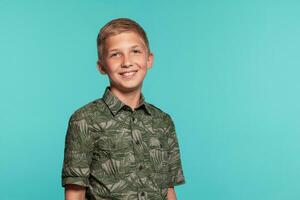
61,114,94,187
165,114,186,187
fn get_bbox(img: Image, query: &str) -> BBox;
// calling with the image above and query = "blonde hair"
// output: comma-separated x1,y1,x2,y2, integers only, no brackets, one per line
97,18,150,61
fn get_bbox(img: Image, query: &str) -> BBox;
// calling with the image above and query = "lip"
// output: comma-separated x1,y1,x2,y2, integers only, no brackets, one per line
119,70,138,79
119,70,138,75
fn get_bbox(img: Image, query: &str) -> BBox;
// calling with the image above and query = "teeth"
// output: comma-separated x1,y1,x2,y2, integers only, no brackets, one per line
121,71,136,77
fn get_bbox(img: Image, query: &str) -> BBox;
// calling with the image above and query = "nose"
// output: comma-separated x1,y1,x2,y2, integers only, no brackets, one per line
121,53,133,68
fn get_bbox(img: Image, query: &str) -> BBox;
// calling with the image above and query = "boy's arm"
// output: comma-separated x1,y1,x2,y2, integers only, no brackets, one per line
65,184,86,200
167,187,177,200
165,114,185,199
62,115,94,198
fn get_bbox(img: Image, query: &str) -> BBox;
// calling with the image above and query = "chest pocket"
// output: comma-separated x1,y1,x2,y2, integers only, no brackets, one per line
147,137,169,171
93,130,133,161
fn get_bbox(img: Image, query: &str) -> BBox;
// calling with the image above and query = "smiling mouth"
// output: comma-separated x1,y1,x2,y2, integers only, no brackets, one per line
119,70,138,78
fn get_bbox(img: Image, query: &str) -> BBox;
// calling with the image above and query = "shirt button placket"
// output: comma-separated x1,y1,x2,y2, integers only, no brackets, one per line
131,111,146,200
131,112,139,145
130,111,140,158
132,113,138,124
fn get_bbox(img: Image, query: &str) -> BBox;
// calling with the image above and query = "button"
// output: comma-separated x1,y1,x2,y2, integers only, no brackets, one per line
132,116,138,123
139,165,143,170
141,192,145,196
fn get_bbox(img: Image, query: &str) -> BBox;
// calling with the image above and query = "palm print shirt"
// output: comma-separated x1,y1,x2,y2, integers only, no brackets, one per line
62,87,185,200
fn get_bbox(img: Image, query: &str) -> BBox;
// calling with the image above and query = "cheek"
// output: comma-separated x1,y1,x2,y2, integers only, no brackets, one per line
136,57,149,67
105,60,120,71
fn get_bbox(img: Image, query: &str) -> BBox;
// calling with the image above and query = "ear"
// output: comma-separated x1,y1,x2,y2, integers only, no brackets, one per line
97,59,107,74
147,52,154,69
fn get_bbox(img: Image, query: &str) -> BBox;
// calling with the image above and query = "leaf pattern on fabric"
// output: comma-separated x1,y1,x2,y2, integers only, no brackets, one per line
62,87,185,199
102,159,121,176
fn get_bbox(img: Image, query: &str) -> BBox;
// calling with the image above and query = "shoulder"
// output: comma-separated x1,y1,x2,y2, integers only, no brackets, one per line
68,98,107,123
146,103,173,123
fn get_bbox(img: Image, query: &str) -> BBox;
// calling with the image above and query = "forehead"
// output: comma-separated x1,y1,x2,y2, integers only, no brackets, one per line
104,31,147,51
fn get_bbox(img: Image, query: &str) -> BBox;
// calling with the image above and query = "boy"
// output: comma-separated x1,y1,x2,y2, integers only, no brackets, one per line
62,18,185,200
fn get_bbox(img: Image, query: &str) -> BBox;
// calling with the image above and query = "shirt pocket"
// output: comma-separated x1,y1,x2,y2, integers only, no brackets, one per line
147,137,169,172
147,137,170,189
92,130,135,175
93,133,132,158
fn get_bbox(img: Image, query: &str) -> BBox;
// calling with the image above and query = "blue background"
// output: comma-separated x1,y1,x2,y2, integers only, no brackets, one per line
1,0,300,199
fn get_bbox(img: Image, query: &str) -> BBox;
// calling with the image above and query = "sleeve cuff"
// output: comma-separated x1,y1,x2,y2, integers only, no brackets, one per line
171,179,186,187
62,177,89,187
169,169,186,187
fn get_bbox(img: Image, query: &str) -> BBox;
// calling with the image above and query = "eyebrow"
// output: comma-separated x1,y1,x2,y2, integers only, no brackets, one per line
108,45,142,52
108,49,119,52
130,45,141,49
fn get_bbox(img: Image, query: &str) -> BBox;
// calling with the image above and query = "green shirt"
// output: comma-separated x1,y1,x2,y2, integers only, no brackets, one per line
62,87,185,200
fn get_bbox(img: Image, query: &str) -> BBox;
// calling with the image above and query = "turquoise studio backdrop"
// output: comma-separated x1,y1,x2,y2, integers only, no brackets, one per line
1,0,300,199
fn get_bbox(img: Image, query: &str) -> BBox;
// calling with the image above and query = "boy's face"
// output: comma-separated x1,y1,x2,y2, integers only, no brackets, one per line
97,31,153,93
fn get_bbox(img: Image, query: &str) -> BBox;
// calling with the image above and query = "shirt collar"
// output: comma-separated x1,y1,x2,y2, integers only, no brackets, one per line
102,86,151,116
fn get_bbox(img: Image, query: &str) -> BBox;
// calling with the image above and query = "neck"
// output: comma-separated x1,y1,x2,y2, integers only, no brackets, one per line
110,86,142,111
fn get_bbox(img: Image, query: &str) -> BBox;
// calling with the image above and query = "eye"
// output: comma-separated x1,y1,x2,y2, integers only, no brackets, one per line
132,49,142,54
110,52,120,58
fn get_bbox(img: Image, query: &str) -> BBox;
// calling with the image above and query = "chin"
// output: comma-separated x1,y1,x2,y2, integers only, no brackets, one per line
119,83,142,92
